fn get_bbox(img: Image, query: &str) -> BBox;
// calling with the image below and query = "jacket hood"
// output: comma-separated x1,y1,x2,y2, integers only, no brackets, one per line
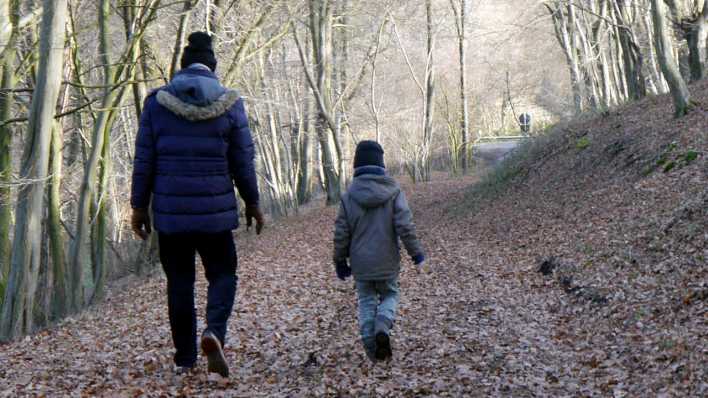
156,68,240,121
348,174,400,208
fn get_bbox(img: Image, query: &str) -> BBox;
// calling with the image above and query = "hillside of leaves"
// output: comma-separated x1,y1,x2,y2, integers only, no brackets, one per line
457,79,707,395
0,82,706,396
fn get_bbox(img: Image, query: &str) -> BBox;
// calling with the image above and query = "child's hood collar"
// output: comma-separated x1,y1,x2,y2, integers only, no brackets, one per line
353,165,386,177
348,173,399,208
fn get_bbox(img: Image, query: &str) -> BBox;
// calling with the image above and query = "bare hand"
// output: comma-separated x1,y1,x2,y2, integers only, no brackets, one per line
245,205,265,235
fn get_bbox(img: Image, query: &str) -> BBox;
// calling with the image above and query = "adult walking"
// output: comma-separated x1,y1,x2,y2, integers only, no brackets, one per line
130,32,264,377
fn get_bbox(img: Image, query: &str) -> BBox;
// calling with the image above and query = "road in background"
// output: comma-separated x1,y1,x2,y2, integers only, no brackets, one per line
472,140,523,169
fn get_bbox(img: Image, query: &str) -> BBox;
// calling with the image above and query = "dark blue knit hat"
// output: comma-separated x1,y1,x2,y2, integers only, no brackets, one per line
354,140,385,169
180,32,217,72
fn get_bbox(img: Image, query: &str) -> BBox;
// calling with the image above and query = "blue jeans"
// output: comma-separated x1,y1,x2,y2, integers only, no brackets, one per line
158,231,238,367
355,278,400,355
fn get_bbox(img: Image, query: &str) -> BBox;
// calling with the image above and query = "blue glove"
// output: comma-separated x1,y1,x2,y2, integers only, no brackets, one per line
412,254,425,265
335,260,352,280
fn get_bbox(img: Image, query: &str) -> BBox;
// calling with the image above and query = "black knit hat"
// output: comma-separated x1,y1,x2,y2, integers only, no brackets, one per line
353,140,385,169
180,32,217,72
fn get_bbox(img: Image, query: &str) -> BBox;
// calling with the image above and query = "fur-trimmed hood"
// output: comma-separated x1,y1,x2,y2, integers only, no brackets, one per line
157,90,240,122
156,67,241,121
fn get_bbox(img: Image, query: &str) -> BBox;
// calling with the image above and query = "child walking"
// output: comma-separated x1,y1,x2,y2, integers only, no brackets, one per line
333,141,426,361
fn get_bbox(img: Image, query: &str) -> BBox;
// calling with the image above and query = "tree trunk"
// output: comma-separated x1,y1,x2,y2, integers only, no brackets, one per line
293,0,341,204
664,0,694,82
0,0,68,340
459,0,469,174
297,119,313,205
0,1,10,55
297,60,314,205
613,1,647,100
643,11,670,94
91,107,116,304
70,0,115,310
592,0,614,108
123,0,147,117
547,2,584,114
0,0,20,303
65,5,95,167
369,15,385,144
566,4,587,112
169,0,196,80
263,53,288,214
422,0,435,182
336,0,349,187
316,0,342,203
651,0,692,117
207,0,223,38
71,0,159,310
609,7,630,101
687,1,707,81
48,121,67,319
450,0,469,173
570,4,601,110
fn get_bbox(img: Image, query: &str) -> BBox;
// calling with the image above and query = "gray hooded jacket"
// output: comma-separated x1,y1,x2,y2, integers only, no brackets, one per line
333,170,424,281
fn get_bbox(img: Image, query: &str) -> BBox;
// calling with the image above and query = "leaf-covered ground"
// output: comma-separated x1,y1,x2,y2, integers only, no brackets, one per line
1,82,706,396
6,177,563,397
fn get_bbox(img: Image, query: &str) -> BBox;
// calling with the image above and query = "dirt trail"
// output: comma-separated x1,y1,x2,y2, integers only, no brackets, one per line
0,176,591,397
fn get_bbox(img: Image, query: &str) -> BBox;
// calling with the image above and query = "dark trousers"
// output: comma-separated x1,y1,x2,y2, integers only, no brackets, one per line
158,231,238,367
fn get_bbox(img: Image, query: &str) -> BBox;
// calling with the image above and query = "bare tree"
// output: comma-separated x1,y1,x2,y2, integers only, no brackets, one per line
683,0,708,80
0,0,68,340
390,2,437,182
0,0,20,301
48,121,67,319
545,0,696,117
546,2,585,114
169,1,197,80
71,0,161,309
651,0,693,117
612,1,647,100
292,0,342,204
421,0,436,182
449,0,470,174
368,12,388,143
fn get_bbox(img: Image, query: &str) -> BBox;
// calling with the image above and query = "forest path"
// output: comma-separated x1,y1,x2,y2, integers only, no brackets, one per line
1,176,580,397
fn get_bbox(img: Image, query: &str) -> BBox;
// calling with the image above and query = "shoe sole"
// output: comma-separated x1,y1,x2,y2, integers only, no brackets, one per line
201,334,229,378
375,332,392,361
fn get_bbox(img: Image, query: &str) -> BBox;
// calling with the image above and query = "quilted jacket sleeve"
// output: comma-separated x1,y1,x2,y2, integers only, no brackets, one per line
130,97,156,209
333,199,351,263
227,99,260,206
393,190,424,260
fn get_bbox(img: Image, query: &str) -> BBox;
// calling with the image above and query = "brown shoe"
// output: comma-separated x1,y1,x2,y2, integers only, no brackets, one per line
201,331,229,377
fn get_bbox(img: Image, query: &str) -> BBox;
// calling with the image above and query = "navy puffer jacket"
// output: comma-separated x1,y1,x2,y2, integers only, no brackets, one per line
130,66,259,234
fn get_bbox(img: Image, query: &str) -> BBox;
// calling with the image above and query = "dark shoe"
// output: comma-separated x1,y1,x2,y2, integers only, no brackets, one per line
364,346,378,363
375,332,392,361
361,337,378,363
201,331,229,377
